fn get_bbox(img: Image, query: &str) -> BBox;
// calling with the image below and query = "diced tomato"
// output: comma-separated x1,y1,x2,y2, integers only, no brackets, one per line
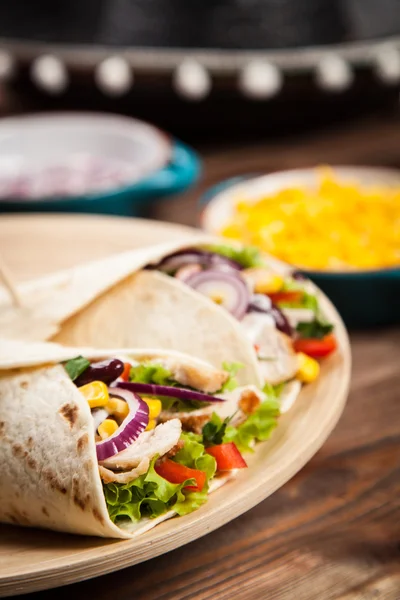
120,362,132,382
254,344,260,353
155,458,206,492
206,442,247,471
269,290,304,304
294,333,337,358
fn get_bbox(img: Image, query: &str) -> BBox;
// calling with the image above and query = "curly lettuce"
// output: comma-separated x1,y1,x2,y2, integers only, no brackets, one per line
103,433,216,523
206,243,263,269
129,363,176,386
199,385,281,454
223,397,280,453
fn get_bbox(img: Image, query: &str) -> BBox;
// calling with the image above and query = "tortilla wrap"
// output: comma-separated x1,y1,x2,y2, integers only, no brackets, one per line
0,339,234,538
0,238,262,387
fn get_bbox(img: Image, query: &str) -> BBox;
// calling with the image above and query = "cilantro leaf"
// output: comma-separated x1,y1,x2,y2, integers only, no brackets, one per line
296,319,334,340
64,356,90,381
202,412,232,447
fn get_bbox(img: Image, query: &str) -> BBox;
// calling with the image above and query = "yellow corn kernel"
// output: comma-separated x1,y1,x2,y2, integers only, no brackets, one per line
243,268,283,294
107,397,129,421
143,398,162,420
145,419,157,431
98,418,119,440
255,274,284,294
296,352,320,383
79,381,109,408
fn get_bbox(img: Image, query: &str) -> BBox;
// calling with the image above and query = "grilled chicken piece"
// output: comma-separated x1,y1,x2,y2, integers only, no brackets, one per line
256,330,298,384
156,357,228,394
99,419,181,470
99,457,150,484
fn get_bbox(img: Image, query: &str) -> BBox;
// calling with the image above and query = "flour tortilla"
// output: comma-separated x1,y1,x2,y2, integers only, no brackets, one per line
0,339,233,538
0,237,262,387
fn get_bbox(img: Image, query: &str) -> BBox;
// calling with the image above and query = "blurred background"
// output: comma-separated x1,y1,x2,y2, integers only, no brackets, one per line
0,0,399,138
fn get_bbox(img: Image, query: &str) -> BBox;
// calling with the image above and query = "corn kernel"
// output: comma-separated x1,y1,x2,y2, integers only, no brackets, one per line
296,352,320,383
79,381,109,408
146,419,157,431
98,419,119,440
242,268,283,294
143,398,162,420
107,397,129,421
255,274,284,294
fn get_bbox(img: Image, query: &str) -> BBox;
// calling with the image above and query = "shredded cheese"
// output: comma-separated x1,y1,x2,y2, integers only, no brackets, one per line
220,167,400,270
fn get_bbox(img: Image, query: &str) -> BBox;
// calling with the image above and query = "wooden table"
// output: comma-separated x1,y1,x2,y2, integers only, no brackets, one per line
10,113,400,600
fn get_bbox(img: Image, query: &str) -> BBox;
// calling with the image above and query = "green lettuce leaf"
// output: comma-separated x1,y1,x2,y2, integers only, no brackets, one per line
129,363,176,386
223,397,280,453
219,361,243,393
103,433,216,523
173,432,217,515
206,244,263,268
197,385,281,454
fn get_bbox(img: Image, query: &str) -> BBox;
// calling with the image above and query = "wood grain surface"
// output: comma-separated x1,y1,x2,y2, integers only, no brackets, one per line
2,112,400,600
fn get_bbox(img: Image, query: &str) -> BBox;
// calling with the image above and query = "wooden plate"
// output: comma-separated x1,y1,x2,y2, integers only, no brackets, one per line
0,214,351,597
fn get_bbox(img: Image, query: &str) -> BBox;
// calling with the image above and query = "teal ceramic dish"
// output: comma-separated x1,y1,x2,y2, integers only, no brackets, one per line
0,113,200,217
200,167,400,328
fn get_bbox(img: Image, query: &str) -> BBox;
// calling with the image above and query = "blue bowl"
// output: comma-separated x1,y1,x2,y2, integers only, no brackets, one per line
200,168,400,328
0,113,200,217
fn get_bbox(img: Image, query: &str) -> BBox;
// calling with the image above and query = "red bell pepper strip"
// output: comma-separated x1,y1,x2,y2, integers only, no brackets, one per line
155,458,206,492
120,362,132,382
269,290,304,304
206,442,247,471
294,333,337,358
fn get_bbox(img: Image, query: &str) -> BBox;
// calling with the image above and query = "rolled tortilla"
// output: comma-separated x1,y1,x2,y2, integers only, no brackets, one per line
0,339,235,538
0,238,262,387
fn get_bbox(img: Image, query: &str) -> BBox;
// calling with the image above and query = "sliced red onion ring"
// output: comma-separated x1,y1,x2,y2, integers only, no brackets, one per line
248,294,293,336
184,269,250,320
291,271,309,281
157,251,209,273
116,381,226,403
209,253,242,271
95,387,149,461
154,249,242,274
175,263,203,282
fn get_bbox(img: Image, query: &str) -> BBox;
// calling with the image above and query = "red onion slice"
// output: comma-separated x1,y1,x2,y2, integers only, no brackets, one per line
116,381,226,403
156,251,210,273
175,263,203,282
95,387,149,461
154,249,242,274
184,269,250,320
248,294,293,336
